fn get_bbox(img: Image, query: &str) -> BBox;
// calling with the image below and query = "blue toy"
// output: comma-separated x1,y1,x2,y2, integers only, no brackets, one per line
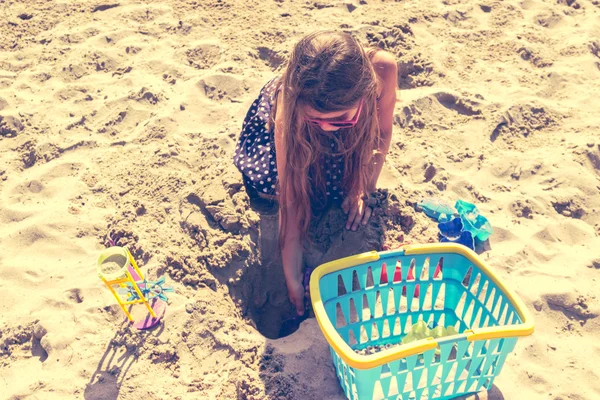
441,230,475,250
438,217,464,239
455,200,493,241
417,198,492,250
418,197,457,222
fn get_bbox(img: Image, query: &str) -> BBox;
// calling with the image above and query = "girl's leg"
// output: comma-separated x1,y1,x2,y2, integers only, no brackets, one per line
243,179,279,214
257,192,278,201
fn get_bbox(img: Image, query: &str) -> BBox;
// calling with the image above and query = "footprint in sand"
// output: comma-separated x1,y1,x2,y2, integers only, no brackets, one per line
15,140,38,168
196,73,248,103
128,87,163,105
54,86,94,103
432,92,482,116
394,92,481,130
517,45,554,68
57,27,100,45
32,320,75,366
138,117,177,143
543,292,598,328
510,199,536,219
256,46,286,71
443,9,470,26
551,197,585,219
590,42,600,58
557,0,582,10
57,50,119,82
24,180,44,194
64,288,84,304
60,64,89,81
96,104,151,137
185,41,222,70
5,162,85,211
536,11,565,29
585,145,600,170
0,115,24,138
14,138,93,168
121,4,169,23
490,103,560,143
423,163,437,182
0,206,31,224
125,45,142,55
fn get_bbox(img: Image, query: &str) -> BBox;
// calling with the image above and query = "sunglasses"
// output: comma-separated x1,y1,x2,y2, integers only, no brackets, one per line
305,98,364,128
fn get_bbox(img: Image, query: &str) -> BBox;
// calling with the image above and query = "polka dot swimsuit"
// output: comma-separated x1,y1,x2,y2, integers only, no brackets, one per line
233,76,346,203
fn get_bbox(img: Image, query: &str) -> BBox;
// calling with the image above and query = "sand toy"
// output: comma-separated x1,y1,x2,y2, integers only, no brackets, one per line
440,230,475,250
419,198,493,249
401,320,458,344
455,200,493,241
97,245,169,330
438,218,475,250
438,217,464,239
418,198,457,222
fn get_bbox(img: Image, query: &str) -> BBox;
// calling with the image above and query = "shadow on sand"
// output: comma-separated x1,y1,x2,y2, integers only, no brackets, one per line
83,319,164,400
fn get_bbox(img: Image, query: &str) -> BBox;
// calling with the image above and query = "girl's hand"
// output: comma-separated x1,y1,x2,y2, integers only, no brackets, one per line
342,194,373,231
287,278,305,316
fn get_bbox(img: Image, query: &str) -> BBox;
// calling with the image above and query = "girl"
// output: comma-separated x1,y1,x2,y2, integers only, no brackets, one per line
233,30,397,316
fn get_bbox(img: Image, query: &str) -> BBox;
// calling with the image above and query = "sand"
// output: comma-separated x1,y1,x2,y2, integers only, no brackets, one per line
100,254,128,275
1,0,600,399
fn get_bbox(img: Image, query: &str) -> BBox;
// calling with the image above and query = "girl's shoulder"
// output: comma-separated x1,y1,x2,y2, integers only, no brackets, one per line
365,47,398,100
366,47,397,77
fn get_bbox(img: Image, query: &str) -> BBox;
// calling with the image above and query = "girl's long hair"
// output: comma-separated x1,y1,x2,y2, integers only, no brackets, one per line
273,31,381,248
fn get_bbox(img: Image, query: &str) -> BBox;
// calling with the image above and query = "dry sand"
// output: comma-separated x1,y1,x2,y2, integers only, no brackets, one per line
1,0,600,399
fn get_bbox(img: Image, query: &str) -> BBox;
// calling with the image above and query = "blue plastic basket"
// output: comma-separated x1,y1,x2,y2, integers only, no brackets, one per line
310,244,534,400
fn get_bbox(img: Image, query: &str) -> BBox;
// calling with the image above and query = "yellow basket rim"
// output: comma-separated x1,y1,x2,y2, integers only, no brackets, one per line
309,243,535,370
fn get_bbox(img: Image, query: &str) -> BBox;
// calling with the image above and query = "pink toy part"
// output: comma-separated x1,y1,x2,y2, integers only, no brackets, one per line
131,298,166,330
380,243,443,298
128,264,141,281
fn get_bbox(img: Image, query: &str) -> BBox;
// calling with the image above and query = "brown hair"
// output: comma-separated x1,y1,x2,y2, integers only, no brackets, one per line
274,30,381,248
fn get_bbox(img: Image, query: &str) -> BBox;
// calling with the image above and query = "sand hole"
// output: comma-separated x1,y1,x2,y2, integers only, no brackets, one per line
240,263,305,339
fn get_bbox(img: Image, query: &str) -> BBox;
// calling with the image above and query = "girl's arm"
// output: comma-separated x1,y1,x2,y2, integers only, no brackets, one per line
343,51,398,231
367,51,398,192
279,209,305,315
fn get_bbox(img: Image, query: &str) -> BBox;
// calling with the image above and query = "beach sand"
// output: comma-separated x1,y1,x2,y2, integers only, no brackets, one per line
1,0,599,399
